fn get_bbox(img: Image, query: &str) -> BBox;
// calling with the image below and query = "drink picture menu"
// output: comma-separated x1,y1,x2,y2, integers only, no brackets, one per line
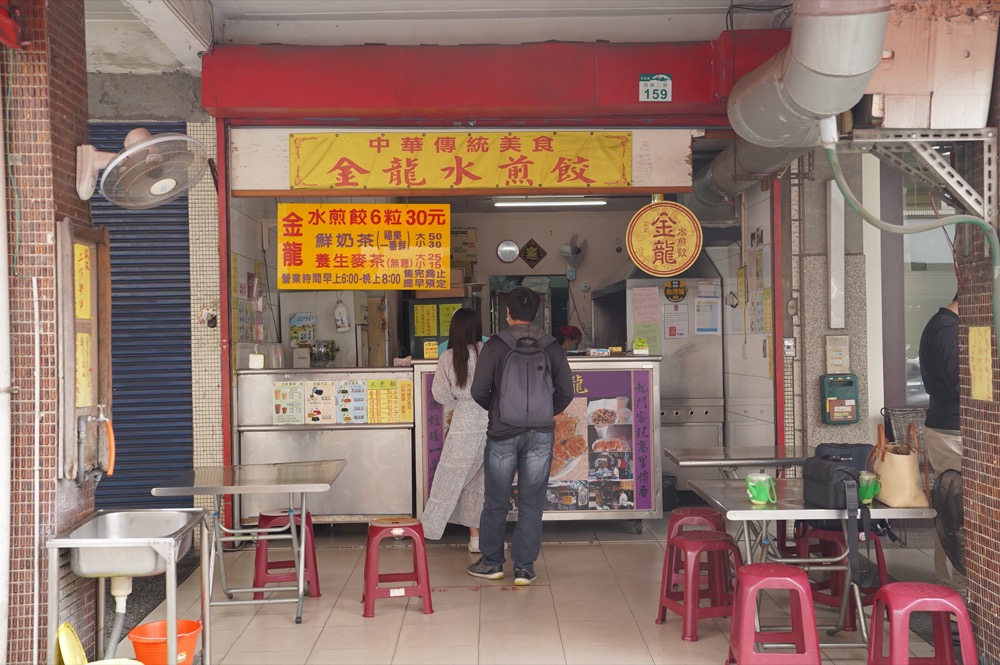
271,381,305,425
304,381,337,424
337,380,368,423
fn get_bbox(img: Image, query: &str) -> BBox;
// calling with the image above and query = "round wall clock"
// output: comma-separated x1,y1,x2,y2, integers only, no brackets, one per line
497,240,520,263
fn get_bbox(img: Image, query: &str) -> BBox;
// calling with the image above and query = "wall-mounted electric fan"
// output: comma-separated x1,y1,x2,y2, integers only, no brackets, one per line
76,128,209,210
560,234,588,281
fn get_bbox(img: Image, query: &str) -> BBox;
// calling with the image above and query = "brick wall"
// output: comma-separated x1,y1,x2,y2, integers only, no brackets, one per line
960,43,1000,664
4,0,92,662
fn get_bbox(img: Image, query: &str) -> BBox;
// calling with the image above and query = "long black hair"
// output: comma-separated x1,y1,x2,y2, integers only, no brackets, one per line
448,307,482,388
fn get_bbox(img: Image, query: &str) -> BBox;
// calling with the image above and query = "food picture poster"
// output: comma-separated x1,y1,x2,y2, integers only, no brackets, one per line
545,369,653,511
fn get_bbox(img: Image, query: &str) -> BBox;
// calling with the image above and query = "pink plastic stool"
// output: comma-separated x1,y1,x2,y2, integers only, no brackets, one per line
665,506,726,576
796,524,888,631
362,517,434,618
656,530,742,641
253,509,320,601
868,582,978,665
727,563,821,664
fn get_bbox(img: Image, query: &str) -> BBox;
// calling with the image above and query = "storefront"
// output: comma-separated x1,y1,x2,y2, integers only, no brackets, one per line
203,35,789,523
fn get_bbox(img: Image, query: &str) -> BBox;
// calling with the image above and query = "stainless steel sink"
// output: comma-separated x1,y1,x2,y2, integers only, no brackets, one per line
49,508,206,578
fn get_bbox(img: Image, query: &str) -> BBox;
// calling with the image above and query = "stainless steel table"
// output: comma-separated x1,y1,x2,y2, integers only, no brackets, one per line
153,460,347,637
687,478,936,646
664,446,807,479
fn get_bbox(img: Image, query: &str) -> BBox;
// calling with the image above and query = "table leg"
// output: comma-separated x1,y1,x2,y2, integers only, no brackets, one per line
166,548,178,665
212,496,232,599
292,492,305,624
201,518,212,665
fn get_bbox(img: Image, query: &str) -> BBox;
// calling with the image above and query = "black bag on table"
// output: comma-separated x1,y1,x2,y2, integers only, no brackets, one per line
807,443,897,541
802,454,866,586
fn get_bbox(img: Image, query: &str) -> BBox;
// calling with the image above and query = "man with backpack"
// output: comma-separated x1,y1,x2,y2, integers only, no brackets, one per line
467,286,574,585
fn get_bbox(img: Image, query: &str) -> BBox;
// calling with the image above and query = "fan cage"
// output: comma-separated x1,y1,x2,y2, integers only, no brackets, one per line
932,468,965,575
99,134,209,210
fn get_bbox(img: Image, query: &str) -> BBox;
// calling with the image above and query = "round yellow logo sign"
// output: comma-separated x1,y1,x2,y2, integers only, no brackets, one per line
626,201,703,277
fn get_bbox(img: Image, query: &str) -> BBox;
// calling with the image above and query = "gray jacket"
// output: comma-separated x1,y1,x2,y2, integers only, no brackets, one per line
470,324,574,439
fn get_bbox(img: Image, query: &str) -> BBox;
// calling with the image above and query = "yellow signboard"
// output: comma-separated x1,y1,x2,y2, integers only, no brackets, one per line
289,131,631,191
626,201,703,277
277,203,450,290
74,243,93,320
970,326,994,401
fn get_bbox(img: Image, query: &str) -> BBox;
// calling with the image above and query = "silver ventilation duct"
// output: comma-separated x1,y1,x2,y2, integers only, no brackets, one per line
686,0,890,219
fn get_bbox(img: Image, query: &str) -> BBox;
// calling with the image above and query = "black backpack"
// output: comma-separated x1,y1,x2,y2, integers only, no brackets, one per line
496,329,556,428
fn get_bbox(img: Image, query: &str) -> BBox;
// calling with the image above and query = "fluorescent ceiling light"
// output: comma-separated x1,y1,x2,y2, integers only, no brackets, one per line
493,197,607,208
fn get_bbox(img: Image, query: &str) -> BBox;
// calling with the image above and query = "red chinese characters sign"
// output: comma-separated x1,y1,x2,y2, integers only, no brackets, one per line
289,131,631,190
626,202,703,277
277,203,450,290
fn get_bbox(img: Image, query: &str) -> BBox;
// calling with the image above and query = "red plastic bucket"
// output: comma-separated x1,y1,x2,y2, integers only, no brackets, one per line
127,619,202,665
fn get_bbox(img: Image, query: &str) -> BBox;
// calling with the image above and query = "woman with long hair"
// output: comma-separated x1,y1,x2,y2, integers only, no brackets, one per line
422,308,490,552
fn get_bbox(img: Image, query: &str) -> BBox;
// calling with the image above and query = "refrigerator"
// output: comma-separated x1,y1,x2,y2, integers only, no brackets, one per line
592,254,725,489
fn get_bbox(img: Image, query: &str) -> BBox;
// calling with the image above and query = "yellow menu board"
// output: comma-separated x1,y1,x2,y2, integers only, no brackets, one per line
367,379,401,423
276,202,450,290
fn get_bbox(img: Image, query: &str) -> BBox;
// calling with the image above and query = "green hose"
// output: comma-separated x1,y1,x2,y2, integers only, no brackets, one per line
823,145,1000,347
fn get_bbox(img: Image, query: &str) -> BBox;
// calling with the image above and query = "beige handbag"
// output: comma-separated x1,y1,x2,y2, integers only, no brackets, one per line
868,424,930,508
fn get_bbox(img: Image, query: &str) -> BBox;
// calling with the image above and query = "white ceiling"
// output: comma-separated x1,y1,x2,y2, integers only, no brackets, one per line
85,0,789,75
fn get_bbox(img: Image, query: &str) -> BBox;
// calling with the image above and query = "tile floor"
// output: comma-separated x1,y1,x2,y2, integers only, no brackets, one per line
110,514,943,665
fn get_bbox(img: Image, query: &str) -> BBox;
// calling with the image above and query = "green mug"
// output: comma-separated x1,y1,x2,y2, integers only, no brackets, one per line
859,470,881,505
745,473,777,505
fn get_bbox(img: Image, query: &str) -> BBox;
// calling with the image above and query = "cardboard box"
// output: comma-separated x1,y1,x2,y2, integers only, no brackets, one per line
451,228,478,261
414,268,465,299
453,261,475,282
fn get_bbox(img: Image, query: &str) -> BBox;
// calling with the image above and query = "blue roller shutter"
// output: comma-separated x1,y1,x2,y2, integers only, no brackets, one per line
90,122,194,509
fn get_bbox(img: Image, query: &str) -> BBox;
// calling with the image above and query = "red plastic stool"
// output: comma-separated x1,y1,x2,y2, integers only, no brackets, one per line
727,563,822,664
656,530,743,641
666,507,726,576
868,582,978,665
667,506,725,540
253,509,320,601
362,517,434,618
796,524,888,631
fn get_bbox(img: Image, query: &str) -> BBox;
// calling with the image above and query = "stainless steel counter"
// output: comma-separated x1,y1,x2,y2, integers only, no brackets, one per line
235,369,413,523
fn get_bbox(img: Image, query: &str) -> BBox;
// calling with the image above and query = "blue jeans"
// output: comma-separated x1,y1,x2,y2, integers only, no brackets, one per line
478,430,554,572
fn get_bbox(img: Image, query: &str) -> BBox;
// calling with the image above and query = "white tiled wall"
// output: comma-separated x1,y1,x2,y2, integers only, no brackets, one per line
187,122,222,515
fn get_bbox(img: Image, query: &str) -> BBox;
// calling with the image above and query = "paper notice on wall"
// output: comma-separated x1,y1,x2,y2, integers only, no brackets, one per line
663,303,689,339
632,287,660,324
697,282,720,298
695,297,720,335
970,326,994,401
413,304,438,337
